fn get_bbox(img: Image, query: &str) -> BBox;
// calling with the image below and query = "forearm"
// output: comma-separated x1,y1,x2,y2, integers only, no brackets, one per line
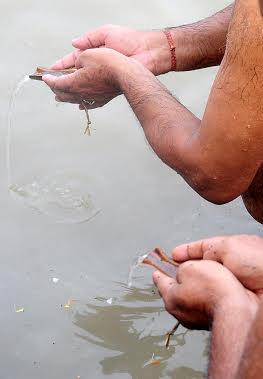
236,301,263,379
209,302,255,379
114,0,260,204
116,60,200,186
167,4,233,71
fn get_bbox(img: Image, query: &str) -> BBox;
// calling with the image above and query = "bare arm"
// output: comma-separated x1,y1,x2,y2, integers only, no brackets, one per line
51,5,233,76
153,260,257,379
113,0,263,205
170,4,233,71
236,301,263,379
45,1,263,217
209,301,255,379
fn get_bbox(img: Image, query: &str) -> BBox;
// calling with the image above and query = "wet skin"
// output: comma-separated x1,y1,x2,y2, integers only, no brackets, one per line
43,0,263,224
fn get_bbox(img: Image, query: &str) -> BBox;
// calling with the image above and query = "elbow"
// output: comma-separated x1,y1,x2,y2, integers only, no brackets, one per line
186,172,245,205
199,191,238,205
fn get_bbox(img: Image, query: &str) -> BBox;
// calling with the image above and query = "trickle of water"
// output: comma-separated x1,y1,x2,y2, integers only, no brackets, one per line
6,77,100,224
7,75,30,188
127,254,147,288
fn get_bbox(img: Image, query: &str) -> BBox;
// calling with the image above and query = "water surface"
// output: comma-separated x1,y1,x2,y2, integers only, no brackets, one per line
1,0,260,378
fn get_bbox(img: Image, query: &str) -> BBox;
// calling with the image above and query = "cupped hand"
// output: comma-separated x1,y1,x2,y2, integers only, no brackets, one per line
172,235,263,297
51,24,170,75
153,259,258,330
43,48,129,108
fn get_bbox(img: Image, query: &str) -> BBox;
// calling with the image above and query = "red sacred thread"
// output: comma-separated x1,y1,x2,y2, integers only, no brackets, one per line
163,29,177,71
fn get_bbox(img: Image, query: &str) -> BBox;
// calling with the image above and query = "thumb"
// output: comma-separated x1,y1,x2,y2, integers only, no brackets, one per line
153,271,177,298
72,27,108,50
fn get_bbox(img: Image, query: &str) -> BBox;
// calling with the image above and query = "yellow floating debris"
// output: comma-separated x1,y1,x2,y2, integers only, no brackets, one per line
150,359,161,366
64,299,77,309
15,308,24,313
144,353,162,367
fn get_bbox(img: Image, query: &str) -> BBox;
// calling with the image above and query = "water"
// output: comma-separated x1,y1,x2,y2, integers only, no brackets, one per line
7,75,29,187
9,172,100,224
1,0,260,378
127,254,148,288
7,77,99,223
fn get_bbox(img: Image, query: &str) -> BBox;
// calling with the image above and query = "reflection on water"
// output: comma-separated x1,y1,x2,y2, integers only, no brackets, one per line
73,285,205,378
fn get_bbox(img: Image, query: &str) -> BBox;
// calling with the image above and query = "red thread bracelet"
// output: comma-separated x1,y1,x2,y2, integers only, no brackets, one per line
163,29,177,71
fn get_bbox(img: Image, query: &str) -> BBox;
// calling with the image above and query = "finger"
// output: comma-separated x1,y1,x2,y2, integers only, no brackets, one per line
202,238,228,263
153,271,177,298
43,72,77,93
72,27,109,50
51,50,82,70
172,236,227,262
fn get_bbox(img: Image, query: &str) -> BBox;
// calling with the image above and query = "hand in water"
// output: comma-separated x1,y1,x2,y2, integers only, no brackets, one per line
172,235,263,297
43,48,131,108
153,260,258,330
51,25,171,76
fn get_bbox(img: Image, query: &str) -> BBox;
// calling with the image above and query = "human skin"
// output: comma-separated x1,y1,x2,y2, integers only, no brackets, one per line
153,260,258,379
48,4,233,111
51,5,233,75
172,234,263,294
154,234,263,378
43,0,263,223
236,300,263,379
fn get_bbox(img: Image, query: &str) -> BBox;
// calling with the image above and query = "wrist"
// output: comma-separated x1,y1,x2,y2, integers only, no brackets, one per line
111,54,154,91
106,52,132,91
212,296,257,326
208,296,257,379
167,26,207,72
167,22,226,72
146,31,174,75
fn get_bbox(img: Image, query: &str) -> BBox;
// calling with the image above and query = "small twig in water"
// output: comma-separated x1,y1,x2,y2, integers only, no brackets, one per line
165,321,180,349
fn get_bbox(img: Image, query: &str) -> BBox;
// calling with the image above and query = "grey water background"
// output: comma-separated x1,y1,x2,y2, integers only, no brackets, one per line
0,0,260,378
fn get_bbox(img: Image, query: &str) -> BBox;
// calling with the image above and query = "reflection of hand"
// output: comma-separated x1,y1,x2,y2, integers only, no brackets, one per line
172,235,263,297
51,25,171,75
43,48,131,108
153,259,258,330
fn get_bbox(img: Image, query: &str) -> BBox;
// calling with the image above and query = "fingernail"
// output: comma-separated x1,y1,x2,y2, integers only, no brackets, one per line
72,38,80,44
42,74,54,83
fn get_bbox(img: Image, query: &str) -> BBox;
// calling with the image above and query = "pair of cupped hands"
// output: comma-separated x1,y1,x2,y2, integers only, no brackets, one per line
44,26,263,329
43,25,170,108
155,234,263,330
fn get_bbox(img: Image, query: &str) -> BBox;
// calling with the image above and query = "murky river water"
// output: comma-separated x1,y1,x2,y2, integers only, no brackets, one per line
1,0,261,378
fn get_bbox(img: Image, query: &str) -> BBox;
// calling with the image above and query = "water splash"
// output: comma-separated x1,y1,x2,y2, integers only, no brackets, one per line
6,77,100,224
9,171,100,224
127,254,147,288
7,75,29,188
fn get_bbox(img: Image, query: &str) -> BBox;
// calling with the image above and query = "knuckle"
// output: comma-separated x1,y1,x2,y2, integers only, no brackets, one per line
180,261,196,275
250,234,263,243
102,24,118,31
